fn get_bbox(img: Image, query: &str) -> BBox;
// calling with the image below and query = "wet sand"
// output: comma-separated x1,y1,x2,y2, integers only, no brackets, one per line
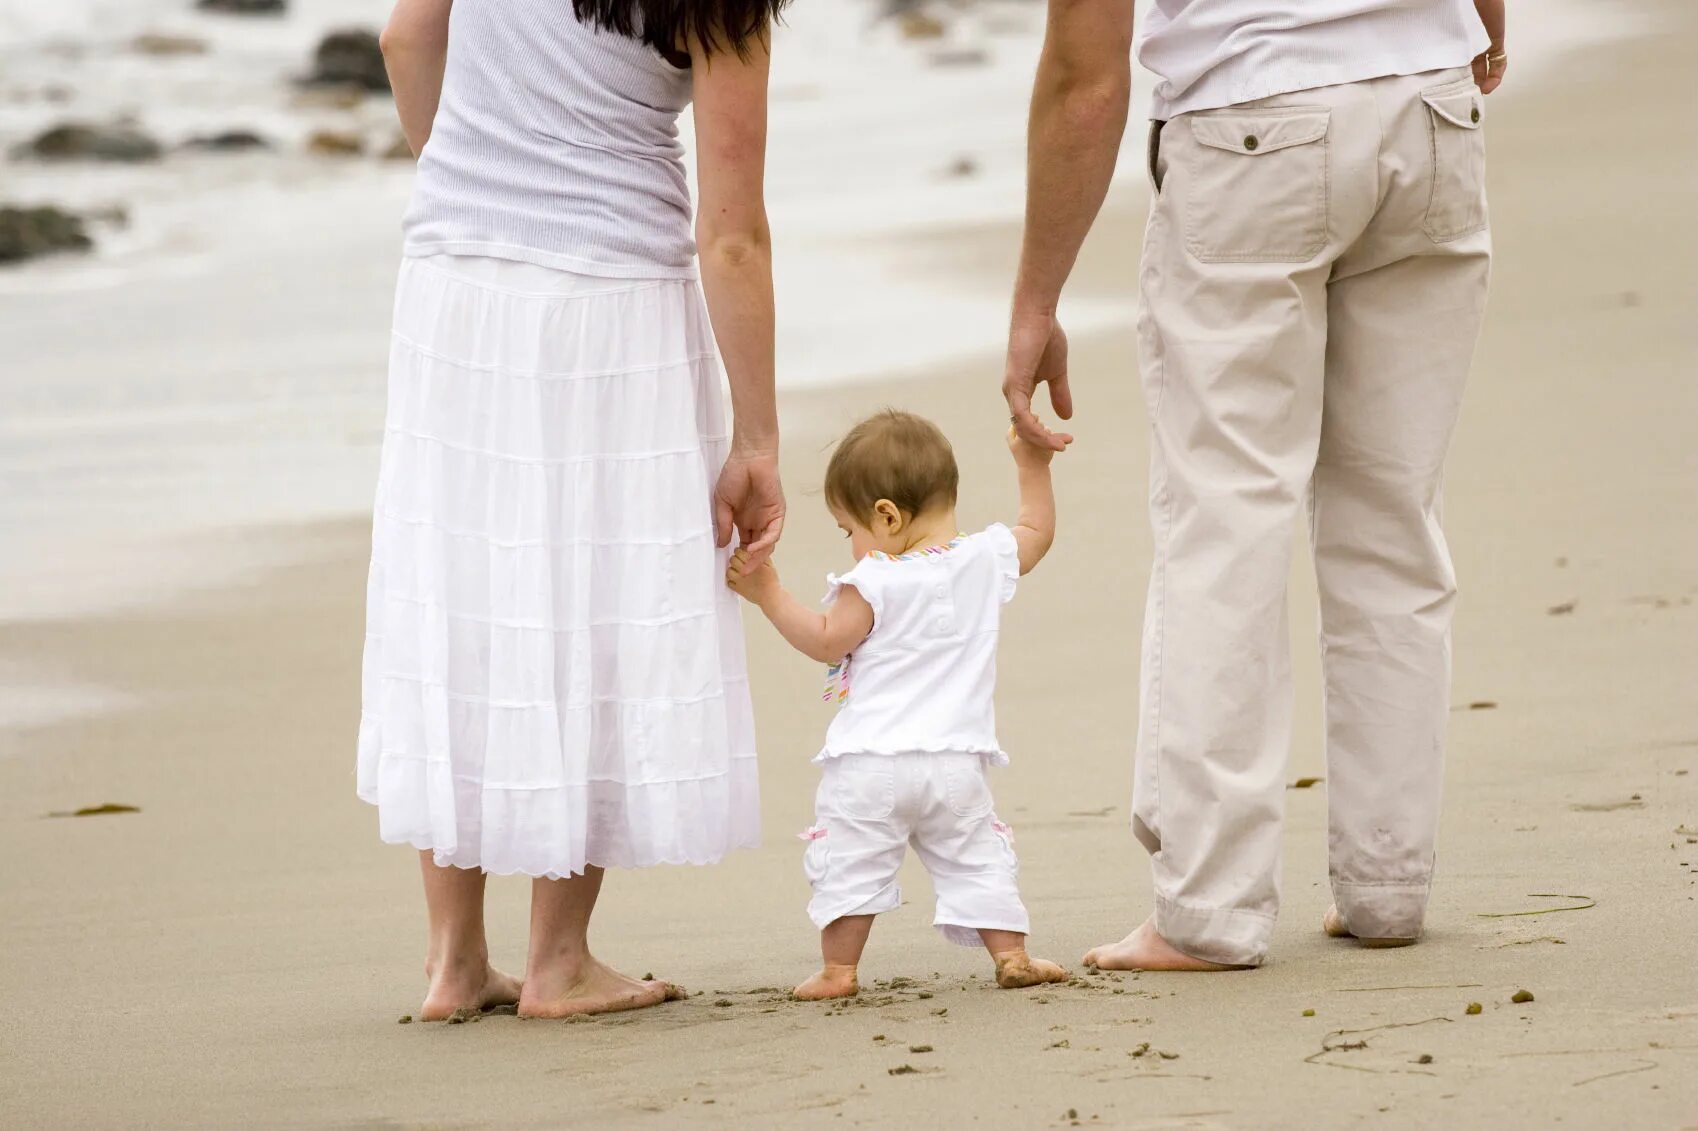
3,8,1697,1127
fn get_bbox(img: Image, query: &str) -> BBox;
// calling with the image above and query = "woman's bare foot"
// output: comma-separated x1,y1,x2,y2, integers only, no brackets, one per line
420,957,524,1021
992,951,1069,989
793,963,860,1000
1322,905,1417,949
1082,917,1248,972
517,956,683,1019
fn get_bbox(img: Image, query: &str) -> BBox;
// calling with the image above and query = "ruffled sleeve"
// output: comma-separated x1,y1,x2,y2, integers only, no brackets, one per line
980,523,1021,605
823,560,882,622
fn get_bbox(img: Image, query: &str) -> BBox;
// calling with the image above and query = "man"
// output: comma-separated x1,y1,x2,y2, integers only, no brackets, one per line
1004,0,1508,969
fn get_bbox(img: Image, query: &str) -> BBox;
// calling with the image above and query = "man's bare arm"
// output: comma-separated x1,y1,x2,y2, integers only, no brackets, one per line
1004,0,1135,451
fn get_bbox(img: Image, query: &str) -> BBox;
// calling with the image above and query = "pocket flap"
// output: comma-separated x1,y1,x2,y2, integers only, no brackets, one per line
1422,89,1484,130
1190,110,1329,156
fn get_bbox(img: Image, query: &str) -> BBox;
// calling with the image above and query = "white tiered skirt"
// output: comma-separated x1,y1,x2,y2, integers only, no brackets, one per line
356,254,760,878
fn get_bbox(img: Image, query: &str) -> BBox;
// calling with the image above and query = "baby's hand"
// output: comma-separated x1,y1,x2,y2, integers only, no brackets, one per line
1008,425,1063,468
726,548,779,603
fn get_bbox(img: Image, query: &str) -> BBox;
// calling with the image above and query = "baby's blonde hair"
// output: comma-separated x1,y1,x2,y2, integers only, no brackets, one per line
824,410,959,524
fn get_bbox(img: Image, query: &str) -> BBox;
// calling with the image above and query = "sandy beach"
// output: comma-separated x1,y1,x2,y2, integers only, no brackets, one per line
3,2,1697,1127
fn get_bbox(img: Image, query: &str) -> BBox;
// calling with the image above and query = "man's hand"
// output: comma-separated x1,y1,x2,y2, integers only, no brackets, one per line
1004,309,1075,452
1471,0,1506,94
714,450,784,573
726,548,779,603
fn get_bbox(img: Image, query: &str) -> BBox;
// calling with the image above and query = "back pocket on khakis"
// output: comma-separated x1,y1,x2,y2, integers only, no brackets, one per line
1183,107,1330,262
1420,82,1487,241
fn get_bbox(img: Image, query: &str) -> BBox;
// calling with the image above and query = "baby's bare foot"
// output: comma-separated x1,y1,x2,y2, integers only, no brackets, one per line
1082,917,1248,972
793,963,859,1000
1322,905,1417,949
517,956,683,1020
420,958,523,1021
992,951,1068,989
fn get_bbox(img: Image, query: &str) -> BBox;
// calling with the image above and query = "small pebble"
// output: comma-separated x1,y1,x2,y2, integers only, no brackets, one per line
1511,989,1535,1004
397,1015,413,1024
909,1045,933,1054
1302,1009,1315,1017
713,999,733,1008
1465,1002,1483,1015
1416,1054,1434,1065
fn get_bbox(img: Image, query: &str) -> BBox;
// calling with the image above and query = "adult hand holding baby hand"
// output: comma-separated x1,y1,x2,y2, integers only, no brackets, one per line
715,449,785,574
1003,308,1074,453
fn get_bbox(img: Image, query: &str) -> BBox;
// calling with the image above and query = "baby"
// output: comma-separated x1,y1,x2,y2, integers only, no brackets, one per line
727,409,1069,999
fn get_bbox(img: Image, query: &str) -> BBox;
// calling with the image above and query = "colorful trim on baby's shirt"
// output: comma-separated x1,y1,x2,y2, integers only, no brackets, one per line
865,534,965,563
823,655,851,703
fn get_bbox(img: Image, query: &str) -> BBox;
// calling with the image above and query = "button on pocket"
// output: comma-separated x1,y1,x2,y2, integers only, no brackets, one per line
1182,108,1330,262
1420,83,1488,242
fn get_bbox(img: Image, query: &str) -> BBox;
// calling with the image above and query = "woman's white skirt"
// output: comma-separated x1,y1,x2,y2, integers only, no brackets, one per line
356,254,760,878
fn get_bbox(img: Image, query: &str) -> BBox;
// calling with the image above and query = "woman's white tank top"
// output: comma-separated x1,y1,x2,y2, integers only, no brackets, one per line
403,1,697,279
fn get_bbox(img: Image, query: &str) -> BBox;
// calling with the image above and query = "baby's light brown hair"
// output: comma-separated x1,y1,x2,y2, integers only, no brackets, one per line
824,410,959,524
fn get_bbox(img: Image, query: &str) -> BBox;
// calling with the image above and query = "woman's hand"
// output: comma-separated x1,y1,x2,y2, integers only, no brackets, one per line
715,449,784,573
1003,308,1074,453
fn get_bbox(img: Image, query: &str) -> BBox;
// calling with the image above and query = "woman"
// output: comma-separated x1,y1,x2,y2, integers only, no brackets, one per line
361,0,787,1019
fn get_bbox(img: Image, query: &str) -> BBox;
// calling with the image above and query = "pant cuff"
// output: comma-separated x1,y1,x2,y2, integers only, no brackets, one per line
808,883,901,931
1330,879,1430,941
1152,893,1271,967
934,911,1030,948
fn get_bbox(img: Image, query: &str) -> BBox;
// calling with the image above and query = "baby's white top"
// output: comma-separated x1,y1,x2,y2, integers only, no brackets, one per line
817,525,1020,765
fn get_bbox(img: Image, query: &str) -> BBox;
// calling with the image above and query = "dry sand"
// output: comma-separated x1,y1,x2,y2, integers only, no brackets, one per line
3,9,1696,1128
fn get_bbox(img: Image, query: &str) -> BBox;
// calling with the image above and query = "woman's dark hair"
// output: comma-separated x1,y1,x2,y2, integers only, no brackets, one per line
572,0,790,58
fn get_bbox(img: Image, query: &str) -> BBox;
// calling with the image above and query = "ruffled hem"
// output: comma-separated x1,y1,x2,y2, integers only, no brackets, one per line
813,745,1009,768
358,749,762,879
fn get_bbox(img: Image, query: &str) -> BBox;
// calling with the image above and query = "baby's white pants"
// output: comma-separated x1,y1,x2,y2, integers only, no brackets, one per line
802,752,1028,946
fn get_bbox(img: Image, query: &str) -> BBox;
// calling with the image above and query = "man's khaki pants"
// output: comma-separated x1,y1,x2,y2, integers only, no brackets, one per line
1133,66,1491,966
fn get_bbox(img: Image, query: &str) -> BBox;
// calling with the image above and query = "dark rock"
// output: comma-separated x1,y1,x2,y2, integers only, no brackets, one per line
307,29,389,93
18,122,163,163
184,130,272,152
196,0,287,14
0,206,94,264
131,32,208,55
307,130,364,157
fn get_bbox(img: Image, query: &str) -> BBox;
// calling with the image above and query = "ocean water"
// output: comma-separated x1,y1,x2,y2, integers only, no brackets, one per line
0,0,1643,651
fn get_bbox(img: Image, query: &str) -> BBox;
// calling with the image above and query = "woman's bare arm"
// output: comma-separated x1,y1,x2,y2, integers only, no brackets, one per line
693,31,784,570
380,0,453,157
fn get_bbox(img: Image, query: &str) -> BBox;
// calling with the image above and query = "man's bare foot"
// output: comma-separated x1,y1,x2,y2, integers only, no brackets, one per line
1082,917,1248,972
1322,905,1417,949
992,951,1068,989
420,958,524,1021
517,956,684,1019
793,963,859,1000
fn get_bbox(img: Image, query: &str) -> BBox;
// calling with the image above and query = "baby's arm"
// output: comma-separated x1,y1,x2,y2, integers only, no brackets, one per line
1007,428,1059,575
726,550,874,663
